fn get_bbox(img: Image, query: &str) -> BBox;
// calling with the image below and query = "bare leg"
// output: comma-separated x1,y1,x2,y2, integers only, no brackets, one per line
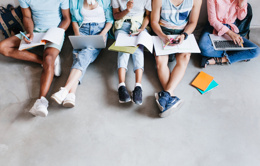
39,47,59,98
0,36,42,64
118,67,126,84
64,69,82,92
165,53,190,95
135,69,143,83
155,54,170,90
69,81,79,94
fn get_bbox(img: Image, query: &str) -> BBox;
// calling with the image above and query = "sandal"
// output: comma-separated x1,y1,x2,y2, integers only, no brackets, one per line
213,57,223,65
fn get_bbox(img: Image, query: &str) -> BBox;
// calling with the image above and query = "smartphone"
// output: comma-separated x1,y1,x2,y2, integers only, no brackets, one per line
171,39,179,44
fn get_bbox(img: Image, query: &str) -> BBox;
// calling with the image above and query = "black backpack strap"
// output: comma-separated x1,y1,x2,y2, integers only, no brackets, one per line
0,15,11,37
11,8,25,32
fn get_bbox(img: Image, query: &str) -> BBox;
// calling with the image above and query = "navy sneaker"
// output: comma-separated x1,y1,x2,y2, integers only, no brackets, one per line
132,86,142,105
118,86,131,103
159,96,183,118
155,91,171,112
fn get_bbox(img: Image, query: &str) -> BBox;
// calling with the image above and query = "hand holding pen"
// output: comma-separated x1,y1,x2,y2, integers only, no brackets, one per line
20,31,33,44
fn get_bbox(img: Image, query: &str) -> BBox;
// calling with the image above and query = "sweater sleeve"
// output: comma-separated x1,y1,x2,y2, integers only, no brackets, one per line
236,2,247,20
207,0,229,36
102,0,114,24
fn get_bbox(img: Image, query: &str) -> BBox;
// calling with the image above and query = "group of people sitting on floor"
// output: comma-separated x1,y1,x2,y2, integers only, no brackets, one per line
0,0,259,118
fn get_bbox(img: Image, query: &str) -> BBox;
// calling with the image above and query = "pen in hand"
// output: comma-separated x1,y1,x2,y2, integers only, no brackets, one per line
164,38,173,48
20,31,31,42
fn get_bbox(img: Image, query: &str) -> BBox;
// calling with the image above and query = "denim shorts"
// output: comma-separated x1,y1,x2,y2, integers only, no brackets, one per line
114,22,144,72
71,22,106,84
15,28,64,51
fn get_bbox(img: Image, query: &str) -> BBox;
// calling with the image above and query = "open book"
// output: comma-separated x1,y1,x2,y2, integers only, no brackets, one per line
152,34,201,56
18,27,65,50
115,31,153,53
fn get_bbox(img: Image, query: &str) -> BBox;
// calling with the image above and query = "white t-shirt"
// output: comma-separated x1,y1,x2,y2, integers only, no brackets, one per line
81,5,106,23
112,0,151,17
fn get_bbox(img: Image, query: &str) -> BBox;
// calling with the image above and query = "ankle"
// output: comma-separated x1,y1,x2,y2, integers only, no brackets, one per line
118,82,126,89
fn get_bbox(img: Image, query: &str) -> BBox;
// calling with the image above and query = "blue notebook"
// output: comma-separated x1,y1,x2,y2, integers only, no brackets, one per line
197,80,219,94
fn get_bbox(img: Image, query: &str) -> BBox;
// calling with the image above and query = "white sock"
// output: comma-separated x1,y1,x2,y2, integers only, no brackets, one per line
135,83,142,88
118,82,126,89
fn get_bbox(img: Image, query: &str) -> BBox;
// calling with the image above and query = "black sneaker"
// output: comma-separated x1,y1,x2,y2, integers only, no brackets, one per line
132,86,142,105
118,86,131,103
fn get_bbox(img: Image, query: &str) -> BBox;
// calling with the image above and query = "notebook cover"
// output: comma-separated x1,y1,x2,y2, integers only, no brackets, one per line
108,41,138,54
197,80,219,94
191,71,214,91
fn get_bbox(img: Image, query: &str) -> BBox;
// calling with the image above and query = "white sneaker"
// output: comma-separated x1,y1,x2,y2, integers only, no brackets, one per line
29,97,49,117
51,87,69,104
63,93,76,108
54,55,61,77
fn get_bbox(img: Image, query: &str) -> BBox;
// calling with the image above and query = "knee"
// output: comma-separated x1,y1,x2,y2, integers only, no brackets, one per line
249,47,260,59
43,54,55,69
0,41,9,56
155,56,167,70
199,38,213,57
177,53,190,67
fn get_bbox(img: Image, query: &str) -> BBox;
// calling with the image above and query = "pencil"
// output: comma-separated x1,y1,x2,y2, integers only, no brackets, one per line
163,38,173,48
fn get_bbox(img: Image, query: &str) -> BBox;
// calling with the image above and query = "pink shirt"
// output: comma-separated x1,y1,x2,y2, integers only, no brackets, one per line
207,0,248,36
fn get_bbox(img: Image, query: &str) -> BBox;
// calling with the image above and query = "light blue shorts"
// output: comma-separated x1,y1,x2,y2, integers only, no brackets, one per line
15,28,64,51
71,22,106,84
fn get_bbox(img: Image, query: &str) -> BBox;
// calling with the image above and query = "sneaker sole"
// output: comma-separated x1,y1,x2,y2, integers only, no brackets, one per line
131,92,142,105
29,108,48,117
63,101,75,108
119,98,131,103
159,99,184,118
51,95,63,105
154,93,164,111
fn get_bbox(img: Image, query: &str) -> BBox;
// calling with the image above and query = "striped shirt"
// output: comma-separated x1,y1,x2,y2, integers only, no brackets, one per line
160,0,193,29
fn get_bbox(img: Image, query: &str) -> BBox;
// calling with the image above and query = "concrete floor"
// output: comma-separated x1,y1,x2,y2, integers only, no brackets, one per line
1,28,260,166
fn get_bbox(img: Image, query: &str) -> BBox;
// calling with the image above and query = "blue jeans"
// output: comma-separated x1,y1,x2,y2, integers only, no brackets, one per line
115,22,144,72
199,23,260,64
71,22,106,84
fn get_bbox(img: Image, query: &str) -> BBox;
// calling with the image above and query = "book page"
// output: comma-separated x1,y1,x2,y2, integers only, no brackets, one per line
42,27,65,45
153,34,201,56
18,33,45,50
115,33,137,47
136,31,153,53
115,31,153,53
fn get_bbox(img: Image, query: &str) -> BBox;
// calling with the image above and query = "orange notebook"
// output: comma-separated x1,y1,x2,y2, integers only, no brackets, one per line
191,71,214,91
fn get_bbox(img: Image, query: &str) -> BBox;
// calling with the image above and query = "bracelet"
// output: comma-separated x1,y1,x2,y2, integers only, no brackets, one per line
181,32,188,40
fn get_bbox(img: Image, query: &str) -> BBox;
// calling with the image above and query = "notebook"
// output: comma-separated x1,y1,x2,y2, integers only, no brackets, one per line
115,31,153,53
197,80,219,94
209,34,256,51
18,27,65,50
152,34,201,56
108,41,138,54
191,71,214,91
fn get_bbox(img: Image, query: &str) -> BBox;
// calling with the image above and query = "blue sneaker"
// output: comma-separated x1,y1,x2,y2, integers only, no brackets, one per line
155,91,171,112
159,96,183,118
118,86,131,103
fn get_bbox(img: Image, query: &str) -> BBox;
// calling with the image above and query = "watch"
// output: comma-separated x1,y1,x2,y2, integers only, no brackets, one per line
181,32,188,40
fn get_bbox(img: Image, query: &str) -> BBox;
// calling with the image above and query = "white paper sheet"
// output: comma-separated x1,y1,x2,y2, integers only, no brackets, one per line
152,34,201,56
115,31,153,53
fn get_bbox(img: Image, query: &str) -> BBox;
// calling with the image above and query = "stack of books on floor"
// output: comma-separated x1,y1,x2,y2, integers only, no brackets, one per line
191,71,219,94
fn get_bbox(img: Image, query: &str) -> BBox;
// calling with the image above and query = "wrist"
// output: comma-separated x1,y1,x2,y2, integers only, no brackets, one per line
181,32,188,40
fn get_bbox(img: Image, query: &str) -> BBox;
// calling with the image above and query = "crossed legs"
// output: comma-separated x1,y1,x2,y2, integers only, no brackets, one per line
0,36,60,98
155,53,191,96
0,36,42,64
